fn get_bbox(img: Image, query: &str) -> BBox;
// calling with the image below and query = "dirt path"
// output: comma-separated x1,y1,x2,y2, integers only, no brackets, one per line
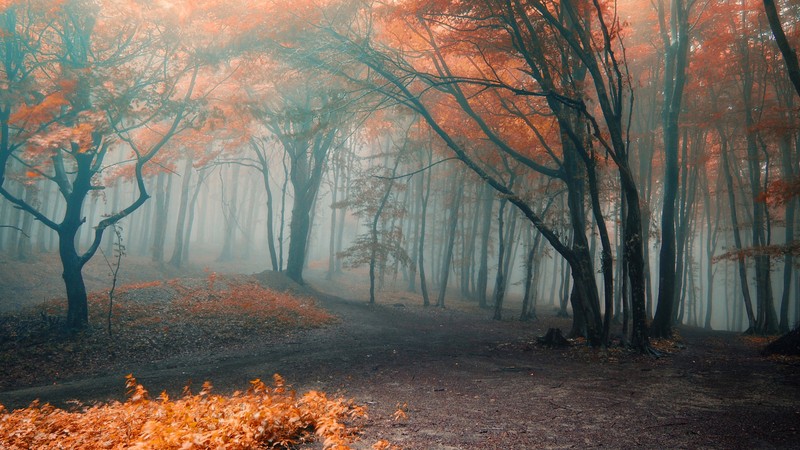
1,272,799,448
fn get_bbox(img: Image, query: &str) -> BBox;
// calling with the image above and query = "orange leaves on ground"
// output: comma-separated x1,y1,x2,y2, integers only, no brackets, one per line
77,275,334,331
0,275,335,391
0,374,366,449
391,402,408,421
171,277,334,329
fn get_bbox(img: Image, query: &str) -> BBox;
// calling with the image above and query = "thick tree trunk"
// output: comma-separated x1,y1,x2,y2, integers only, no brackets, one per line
286,189,313,283
15,185,34,261
58,157,94,330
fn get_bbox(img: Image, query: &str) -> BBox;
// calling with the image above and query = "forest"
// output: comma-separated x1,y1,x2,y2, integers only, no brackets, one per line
0,0,799,448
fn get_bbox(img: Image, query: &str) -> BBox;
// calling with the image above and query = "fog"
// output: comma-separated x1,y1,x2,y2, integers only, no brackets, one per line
0,0,798,343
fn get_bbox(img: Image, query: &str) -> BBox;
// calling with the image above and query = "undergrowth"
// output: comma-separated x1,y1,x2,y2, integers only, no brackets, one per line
0,374,366,449
0,275,335,390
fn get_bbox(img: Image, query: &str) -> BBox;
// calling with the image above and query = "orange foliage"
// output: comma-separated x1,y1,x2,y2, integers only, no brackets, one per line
61,275,336,332
0,374,366,449
170,277,334,329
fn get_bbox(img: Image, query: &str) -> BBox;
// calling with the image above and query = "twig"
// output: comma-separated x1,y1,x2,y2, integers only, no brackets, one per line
372,157,459,180
99,225,125,337
0,225,30,238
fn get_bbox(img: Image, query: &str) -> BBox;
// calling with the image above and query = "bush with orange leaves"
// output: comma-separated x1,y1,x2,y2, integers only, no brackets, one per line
0,374,366,449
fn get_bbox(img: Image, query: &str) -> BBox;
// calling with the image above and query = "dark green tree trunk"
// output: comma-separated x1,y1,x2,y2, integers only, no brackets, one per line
436,169,463,308
476,183,494,308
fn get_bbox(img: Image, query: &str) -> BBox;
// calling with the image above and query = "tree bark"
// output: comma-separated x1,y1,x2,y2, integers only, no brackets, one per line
436,169,463,308
169,157,193,268
476,183,494,308
763,0,800,99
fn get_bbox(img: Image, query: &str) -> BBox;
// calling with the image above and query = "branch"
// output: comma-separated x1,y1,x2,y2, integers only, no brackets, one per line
0,224,30,238
373,156,459,180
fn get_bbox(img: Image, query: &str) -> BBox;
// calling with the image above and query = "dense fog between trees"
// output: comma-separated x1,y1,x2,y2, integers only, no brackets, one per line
0,0,798,346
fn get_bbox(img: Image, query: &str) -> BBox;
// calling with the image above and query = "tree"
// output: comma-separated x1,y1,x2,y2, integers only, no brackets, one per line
265,0,660,348
652,0,695,338
246,65,353,284
763,0,800,98
0,0,216,329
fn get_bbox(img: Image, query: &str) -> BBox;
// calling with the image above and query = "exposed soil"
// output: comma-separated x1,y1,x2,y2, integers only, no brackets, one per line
1,254,799,449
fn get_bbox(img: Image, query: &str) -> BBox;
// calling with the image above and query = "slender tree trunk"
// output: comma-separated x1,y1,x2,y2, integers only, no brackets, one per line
702,170,722,330
151,172,170,263
279,152,290,272
418,150,433,307
369,158,401,304
653,0,691,338
521,228,542,321
407,168,422,292
326,164,339,279
169,157,193,268
436,169,463,308
779,134,796,332
719,128,757,331
493,199,508,320
477,183,494,308
218,164,241,262
586,158,615,344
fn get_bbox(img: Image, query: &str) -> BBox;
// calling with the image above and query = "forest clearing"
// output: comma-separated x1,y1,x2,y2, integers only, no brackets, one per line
1,255,799,449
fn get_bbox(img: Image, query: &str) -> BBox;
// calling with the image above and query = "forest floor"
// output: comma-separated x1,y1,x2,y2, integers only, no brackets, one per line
1,252,799,449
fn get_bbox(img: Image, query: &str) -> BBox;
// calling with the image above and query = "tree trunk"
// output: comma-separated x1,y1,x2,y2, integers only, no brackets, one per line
407,167,422,292
476,183,494,308
779,134,796,332
493,199,508,320
718,128,756,331
218,164,241,262
653,0,691,338
763,0,800,98
418,150,433,307
169,157,193,268
151,172,170,263
520,228,542,321
15,185,34,261
326,163,339,279
436,169,463,308
369,157,401,304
